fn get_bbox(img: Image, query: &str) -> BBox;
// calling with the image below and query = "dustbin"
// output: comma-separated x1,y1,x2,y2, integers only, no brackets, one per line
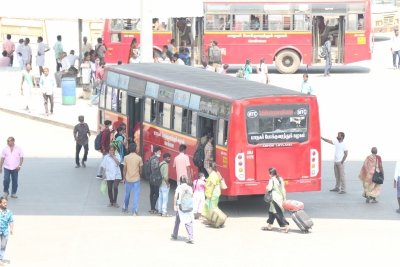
61,76,76,105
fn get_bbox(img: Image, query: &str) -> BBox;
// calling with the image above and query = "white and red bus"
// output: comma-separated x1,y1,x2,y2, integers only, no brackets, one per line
98,64,321,196
371,0,399,33
203,0,373,73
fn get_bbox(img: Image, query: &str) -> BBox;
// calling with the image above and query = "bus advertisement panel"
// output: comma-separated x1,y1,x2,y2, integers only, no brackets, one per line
371,0,399,33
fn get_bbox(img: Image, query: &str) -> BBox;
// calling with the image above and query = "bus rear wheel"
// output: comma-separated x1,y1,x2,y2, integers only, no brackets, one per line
275,50,300,74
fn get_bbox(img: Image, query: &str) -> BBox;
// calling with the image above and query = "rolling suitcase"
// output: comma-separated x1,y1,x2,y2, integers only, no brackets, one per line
291,209,314,233
206,207,227,228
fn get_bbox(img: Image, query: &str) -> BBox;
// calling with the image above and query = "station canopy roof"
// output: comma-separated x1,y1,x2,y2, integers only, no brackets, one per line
0,0,204,19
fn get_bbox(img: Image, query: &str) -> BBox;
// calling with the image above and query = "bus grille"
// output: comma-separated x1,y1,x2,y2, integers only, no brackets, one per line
384,16,394,26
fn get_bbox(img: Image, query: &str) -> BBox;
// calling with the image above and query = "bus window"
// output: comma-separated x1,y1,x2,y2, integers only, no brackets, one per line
293,15,311,31
110,34,121,43
173,106,183,132
189,111,197,137
182,109,189,133
99,84,106,108
145,99,157,123
158,102,171,128
153,18,169,31
111,88,118,111
110,19,123,31
119,91,127,114
263,4,291,30
348,14,364,30
106,86,112,110
99,110,104,125
206,15,230,30
218,119,228,146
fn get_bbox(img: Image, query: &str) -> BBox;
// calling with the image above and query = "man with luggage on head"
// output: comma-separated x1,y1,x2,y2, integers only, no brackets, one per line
158,153,171,217
171,175,194,244
324,35,333,77
122,143,143,216
149,147,161,214
321,132,348,194
96,120,112,179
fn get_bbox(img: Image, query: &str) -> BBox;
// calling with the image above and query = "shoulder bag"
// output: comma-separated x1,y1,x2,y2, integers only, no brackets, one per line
372,157,384,184
264,179,274,203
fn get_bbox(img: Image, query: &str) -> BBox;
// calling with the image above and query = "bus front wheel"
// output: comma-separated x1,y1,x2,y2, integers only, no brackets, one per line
275,50,300,74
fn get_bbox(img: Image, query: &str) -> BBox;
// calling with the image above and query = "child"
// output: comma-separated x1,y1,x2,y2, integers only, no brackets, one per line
221,64,229,74
193,173,207,219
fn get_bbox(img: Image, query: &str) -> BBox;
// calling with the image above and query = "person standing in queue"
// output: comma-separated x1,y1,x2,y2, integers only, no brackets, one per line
149,147,161,214
173,145,191,185
261,168,290,233
203,135,214,177
96,120,112,179
158,153,172,217
324,35,333,77
101,145,122,208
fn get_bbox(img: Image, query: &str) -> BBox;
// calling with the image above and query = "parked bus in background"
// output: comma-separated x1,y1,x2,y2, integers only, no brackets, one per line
97,64,321,196
203,0,372,73
371,0,399,33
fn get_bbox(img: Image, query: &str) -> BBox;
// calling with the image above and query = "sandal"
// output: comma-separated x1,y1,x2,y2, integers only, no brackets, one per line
149,210,158,214
366,197,370,203
371,200,378,203
261,227,272,231
284,228,291,233
108,203,113,207
114,203,120,208
162,214,172,217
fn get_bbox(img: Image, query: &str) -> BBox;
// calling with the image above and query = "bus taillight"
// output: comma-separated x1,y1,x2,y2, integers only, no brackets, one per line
235,153,245,181
310,149,319,177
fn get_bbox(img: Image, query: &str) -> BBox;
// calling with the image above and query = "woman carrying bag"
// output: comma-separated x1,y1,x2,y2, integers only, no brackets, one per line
262,168,290,233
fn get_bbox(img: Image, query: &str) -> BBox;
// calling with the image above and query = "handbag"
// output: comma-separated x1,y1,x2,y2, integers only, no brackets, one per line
220,178,228,190
372,157,384,184
264,180,274,203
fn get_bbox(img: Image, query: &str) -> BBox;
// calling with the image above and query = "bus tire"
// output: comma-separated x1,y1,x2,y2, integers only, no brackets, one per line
275,49,300,74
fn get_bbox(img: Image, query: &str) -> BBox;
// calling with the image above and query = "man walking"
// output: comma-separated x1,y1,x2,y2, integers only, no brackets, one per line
36,36,50,76
39,68,56,116
53,35,63,71
391,29,400,69
324,35,333,77
96,120,112,179
82,37,92,55
321,132,348,194
0,197,14,266
2,34,14,66
149,147,161,214
173,144,191,184
94,38,107,63
73,116,91,168
159,153,171,217
209,40,222,73
0,137,24,198
122,143,143,216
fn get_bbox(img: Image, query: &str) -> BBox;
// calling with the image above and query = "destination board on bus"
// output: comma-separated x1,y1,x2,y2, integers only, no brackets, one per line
189,94,201,110
245,104,309,144
174,89,190,107
128,77,146,96
145,82,160,99
106,71,119,87
158,85,174,103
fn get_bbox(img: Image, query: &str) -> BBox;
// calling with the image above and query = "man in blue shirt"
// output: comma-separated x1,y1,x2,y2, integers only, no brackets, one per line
301,74,314,95
0,197,14,266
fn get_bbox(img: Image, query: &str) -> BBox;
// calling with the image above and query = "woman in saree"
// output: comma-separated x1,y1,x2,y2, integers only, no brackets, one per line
262,168,290,233
202,162,225,221
133,122,141,155
127,38,138,63
359,147,384,203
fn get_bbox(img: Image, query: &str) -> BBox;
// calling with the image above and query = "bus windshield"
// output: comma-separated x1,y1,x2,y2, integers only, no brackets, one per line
245,104,309,144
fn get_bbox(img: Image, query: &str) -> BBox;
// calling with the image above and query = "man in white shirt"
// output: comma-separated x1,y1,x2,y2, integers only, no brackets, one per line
15,39,24,69
157,52,170,63
40,68,56,116
321,132,348,194
54,52,71,87
36,36,50,76
82,37,92,55
129,50,140,64
173,53,185,65
391,29,400,69
20,38,32,65
66,50,79,68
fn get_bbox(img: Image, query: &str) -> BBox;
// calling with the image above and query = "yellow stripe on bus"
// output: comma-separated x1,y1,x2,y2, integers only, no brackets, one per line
216,146,228,152
345,31,366,34
121,31,172,35
143,122,197,142
204,31,310,35
104,110,127,119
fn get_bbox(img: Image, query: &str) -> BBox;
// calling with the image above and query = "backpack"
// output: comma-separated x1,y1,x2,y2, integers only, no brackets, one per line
212,47,222,64
149,162,167,186
193,140,205,168
94,130,104,150
143,155,156,181
179,185,193,212
201,54,208,66
318,41,328,58
236,68,244,78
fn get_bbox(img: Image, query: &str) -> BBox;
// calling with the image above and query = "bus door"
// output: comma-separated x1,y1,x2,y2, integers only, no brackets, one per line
312,16,319,64
337,16,345,64
197,115,217,162
128,94,144,157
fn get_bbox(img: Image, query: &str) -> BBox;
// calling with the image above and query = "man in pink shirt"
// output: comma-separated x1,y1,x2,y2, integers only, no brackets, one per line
0,137,24,199
2,34,15,66
0,51,10,67
173,144,191,184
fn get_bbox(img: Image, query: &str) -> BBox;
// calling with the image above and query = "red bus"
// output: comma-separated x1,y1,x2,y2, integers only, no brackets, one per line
98,64,321,196
203,0,372,73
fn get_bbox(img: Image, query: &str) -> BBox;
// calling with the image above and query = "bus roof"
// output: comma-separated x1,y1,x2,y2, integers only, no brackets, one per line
107,63,304,101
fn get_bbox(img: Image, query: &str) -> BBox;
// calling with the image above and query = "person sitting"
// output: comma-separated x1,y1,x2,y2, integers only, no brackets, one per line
54,52,71,87
0,51,10,67
157,52,171,63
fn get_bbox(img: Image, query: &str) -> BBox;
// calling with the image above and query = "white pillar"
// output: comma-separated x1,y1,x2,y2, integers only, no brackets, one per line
140,0,153,63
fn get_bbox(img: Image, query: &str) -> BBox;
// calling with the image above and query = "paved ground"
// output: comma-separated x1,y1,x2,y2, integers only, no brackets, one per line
0,111,399,267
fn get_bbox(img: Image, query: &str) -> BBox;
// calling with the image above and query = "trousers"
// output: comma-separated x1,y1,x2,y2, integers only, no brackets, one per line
334,162,346,192
324,55,332,76
75,144,88,166
3,168,18,195
124,180,141,212
107,179,120,204
150,184,159,211
0,234,8,260
172,212,193,240
43,94,54,114
393,50,400,67
267,202,289,227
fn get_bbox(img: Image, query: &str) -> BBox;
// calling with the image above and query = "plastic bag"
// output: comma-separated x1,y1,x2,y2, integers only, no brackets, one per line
101,180,107,196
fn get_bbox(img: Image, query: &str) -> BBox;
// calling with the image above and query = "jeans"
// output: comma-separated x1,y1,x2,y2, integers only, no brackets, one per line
158,186,170,215
3,168,18,195
172,212,193,240
0,234,8,260
89,93,99,106
97,154,107,177
124,180,141,212
393,50,400,67
76,144,89,166
324,55,332,76
150,184,159,211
